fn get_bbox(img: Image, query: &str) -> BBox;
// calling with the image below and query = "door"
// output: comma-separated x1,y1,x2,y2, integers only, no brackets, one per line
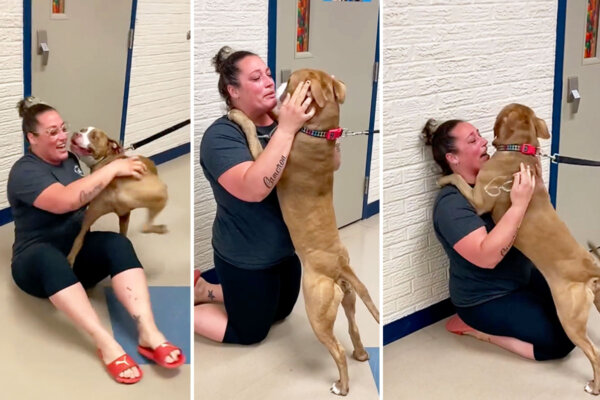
31,0,132,141
275,0,379,227
555,0,600,244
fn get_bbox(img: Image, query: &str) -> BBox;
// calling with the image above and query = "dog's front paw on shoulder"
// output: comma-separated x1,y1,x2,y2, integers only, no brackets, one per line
437,175,453,187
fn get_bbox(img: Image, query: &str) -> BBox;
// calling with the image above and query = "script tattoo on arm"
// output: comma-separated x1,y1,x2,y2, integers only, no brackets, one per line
500,232,518,257
79,183,104,205
263,155,287,189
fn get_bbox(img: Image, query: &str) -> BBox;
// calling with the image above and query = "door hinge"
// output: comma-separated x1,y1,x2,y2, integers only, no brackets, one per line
364,176,370,196
372,61,379,83
128,29,135,50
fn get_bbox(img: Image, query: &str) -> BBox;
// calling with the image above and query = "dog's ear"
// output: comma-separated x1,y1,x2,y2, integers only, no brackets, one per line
108,138,123,155
310,79,328,108
332,78,346,104
534,117,550,139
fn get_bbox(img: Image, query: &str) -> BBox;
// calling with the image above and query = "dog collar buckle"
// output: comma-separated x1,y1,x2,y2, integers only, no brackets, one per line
325,128,343,141
520,144,537,156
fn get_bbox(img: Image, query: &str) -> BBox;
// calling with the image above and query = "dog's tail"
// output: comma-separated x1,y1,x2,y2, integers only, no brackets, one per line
341,266,380,324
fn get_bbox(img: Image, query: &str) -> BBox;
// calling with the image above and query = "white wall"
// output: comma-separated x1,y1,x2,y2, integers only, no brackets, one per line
193,0,268,270
0,0,24,210
124,0,190,157
368,82,381,204
382,0,557,324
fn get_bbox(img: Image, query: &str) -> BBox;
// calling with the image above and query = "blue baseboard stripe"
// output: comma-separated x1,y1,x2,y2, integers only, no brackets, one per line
364,200,379,219
0,207,13,226
383,298,454,346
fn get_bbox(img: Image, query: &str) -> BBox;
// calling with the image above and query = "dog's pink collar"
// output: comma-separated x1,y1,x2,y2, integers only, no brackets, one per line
495,144,540,156
300,126,343,141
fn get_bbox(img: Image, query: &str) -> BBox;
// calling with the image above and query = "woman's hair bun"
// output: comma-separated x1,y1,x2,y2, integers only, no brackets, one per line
212,46,234,74
16,96,43,118
422,118,438,146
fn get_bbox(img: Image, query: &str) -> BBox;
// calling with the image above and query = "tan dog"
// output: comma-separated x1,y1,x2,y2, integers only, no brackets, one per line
438,103,600,395
228,69,379,396
67,127,168,265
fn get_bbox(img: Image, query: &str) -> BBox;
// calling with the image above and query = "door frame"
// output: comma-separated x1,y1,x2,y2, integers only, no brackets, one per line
267,0,380,219
22,0,137,150
549,0,568,207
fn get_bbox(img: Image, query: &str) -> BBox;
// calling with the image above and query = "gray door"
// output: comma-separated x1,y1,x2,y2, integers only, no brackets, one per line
555,0,600,244
31,1,132,140
276,0,379,227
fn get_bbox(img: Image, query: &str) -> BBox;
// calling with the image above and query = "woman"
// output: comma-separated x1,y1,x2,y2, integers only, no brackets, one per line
194,46,323,344
423,118,574,361
8,98,184,384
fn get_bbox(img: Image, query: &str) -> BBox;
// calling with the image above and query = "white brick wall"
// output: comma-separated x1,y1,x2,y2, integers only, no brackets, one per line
193,0,268,270
383,0,558,324
124,0,190,157
0,1,24,210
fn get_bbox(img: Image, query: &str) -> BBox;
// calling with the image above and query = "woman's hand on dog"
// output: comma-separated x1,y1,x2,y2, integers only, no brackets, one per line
511,162,536,211
278,80,315,136
110,157,147,180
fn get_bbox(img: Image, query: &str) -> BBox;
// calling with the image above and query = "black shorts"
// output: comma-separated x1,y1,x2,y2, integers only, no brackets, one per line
215,252,302,345
12,231,142,298
455,268,575,361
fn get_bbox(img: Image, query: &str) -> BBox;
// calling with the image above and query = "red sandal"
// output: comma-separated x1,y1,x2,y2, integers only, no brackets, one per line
138,341,185,369
99,351,143,384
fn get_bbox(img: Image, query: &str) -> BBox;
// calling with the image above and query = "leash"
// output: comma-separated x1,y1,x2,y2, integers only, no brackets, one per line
123,119,190,151
496,143,600,167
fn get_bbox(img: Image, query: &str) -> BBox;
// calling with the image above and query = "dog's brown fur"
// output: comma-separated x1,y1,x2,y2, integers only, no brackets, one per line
227,69,379,396
67,128,168,266
438,103,600,395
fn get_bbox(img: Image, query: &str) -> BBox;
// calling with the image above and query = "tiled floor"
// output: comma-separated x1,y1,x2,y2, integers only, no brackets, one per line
195,215,381,400
384,311,600,400
0,154,191,400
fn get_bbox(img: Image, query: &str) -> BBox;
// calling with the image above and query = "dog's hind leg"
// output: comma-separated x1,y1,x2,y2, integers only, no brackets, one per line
339,279,369,362
119,212,130,235
303,272,350,396
67,200,111,266
555,282,600,395
142,198,168,234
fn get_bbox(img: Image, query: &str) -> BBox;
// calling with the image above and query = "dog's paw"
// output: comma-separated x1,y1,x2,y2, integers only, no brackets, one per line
585,381,600,395
352,349,369,362
330,381,348,396
437,176,453,187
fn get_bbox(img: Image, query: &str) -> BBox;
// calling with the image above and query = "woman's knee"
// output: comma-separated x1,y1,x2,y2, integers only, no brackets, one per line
225,322,271,345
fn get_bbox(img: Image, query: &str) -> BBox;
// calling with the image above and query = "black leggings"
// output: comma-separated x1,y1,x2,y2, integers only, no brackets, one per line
215,253,302,345
12,231,142,298
455,268,575,361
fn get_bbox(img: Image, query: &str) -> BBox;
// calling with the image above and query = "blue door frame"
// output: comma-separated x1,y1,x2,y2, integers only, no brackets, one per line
267,0,380,219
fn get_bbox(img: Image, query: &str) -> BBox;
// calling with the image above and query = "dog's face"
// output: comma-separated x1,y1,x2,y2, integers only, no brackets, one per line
492,103,550,147
70,127,122,167
284,69,346,129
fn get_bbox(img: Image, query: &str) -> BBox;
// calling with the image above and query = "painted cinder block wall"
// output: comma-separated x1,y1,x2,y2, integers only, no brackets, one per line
0,0,189,215
382,0,558,325
194,1,381,270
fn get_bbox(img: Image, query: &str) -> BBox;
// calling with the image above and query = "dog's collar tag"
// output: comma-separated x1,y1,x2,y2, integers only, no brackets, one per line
300,126,343,141
496,143,540,156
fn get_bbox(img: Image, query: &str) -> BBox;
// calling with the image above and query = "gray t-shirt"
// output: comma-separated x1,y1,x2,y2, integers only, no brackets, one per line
433,185,533,307
200,116,294,270
7,152,86,259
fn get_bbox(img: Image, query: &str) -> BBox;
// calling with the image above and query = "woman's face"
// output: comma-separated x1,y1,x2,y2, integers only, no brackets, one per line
228,55,277,118
447,121,489,177
28,110,69,165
